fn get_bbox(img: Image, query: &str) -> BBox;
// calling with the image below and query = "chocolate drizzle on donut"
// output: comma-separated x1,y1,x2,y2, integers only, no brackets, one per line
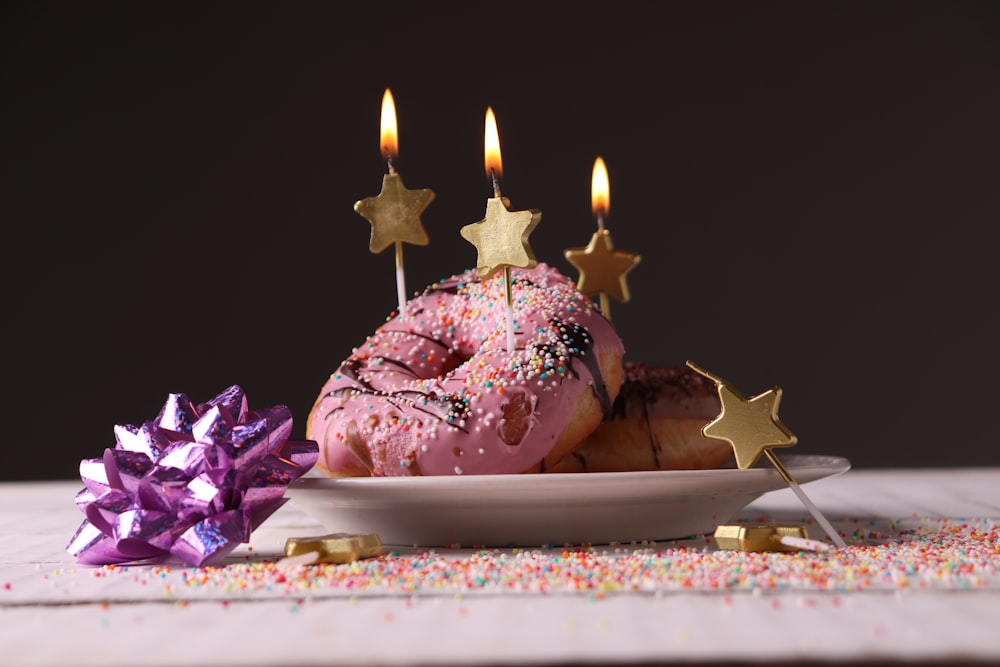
597,364,720,469
323,383,472,435
534,319,615,418
610,363,719,420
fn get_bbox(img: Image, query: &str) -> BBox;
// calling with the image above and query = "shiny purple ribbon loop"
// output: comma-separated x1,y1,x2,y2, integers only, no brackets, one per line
67,385,318,567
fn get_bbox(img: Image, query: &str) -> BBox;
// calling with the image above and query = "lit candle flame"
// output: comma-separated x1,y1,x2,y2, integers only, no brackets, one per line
380,88,398,165
484,107,503,194
592,156,609,229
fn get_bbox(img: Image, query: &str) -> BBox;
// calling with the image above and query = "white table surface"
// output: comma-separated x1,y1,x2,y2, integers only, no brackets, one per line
2,467,999,666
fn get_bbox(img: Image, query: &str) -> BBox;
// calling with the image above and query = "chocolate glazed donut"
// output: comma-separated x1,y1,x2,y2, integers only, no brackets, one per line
545,362,732,473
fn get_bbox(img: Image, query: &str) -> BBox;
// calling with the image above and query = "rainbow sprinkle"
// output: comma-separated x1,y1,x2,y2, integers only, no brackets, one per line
85,518,999,598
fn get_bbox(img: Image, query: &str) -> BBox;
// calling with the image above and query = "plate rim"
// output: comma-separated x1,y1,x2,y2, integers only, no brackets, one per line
289,453,851,491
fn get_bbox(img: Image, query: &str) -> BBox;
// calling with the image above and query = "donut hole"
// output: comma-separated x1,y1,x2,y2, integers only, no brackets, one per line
438,353,464,378
498,390,536,446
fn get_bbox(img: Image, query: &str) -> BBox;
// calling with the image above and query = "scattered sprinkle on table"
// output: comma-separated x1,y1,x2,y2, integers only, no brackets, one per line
82,518,1000,598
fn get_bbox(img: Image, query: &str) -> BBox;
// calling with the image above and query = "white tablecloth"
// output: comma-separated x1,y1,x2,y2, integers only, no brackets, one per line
2,468,998,666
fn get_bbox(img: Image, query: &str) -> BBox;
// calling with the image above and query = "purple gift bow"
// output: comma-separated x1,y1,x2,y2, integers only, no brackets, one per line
67,385,318,567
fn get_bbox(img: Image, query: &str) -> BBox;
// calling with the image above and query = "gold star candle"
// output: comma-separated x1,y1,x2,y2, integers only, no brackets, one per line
564,156,641,321
354,88,435,314
460,107,541,352
686,360,848,548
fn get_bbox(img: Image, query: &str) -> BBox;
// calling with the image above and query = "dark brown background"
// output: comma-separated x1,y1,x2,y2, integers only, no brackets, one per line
5,1,998,480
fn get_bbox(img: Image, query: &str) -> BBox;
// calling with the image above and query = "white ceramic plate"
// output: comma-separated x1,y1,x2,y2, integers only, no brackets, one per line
286,454,850,547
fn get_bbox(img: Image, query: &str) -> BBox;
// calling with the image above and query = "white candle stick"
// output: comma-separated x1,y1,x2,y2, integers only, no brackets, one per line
765,449,847,548
503,266,515,352
785,478,848,548
275,550,319,571
778,534,833,552
395,242,407,314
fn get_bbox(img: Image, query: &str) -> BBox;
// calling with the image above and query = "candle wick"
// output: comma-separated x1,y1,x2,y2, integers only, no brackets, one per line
596,213,606,231
386,156,397,175
490,169,501,198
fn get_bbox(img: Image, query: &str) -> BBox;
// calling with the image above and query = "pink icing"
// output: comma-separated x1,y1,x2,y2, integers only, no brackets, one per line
306,263,624,476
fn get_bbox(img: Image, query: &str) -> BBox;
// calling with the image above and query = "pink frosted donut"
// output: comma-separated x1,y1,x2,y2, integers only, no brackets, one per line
306,263,625,477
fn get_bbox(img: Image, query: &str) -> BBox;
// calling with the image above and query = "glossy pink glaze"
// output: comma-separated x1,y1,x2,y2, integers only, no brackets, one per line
306,264,624,476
